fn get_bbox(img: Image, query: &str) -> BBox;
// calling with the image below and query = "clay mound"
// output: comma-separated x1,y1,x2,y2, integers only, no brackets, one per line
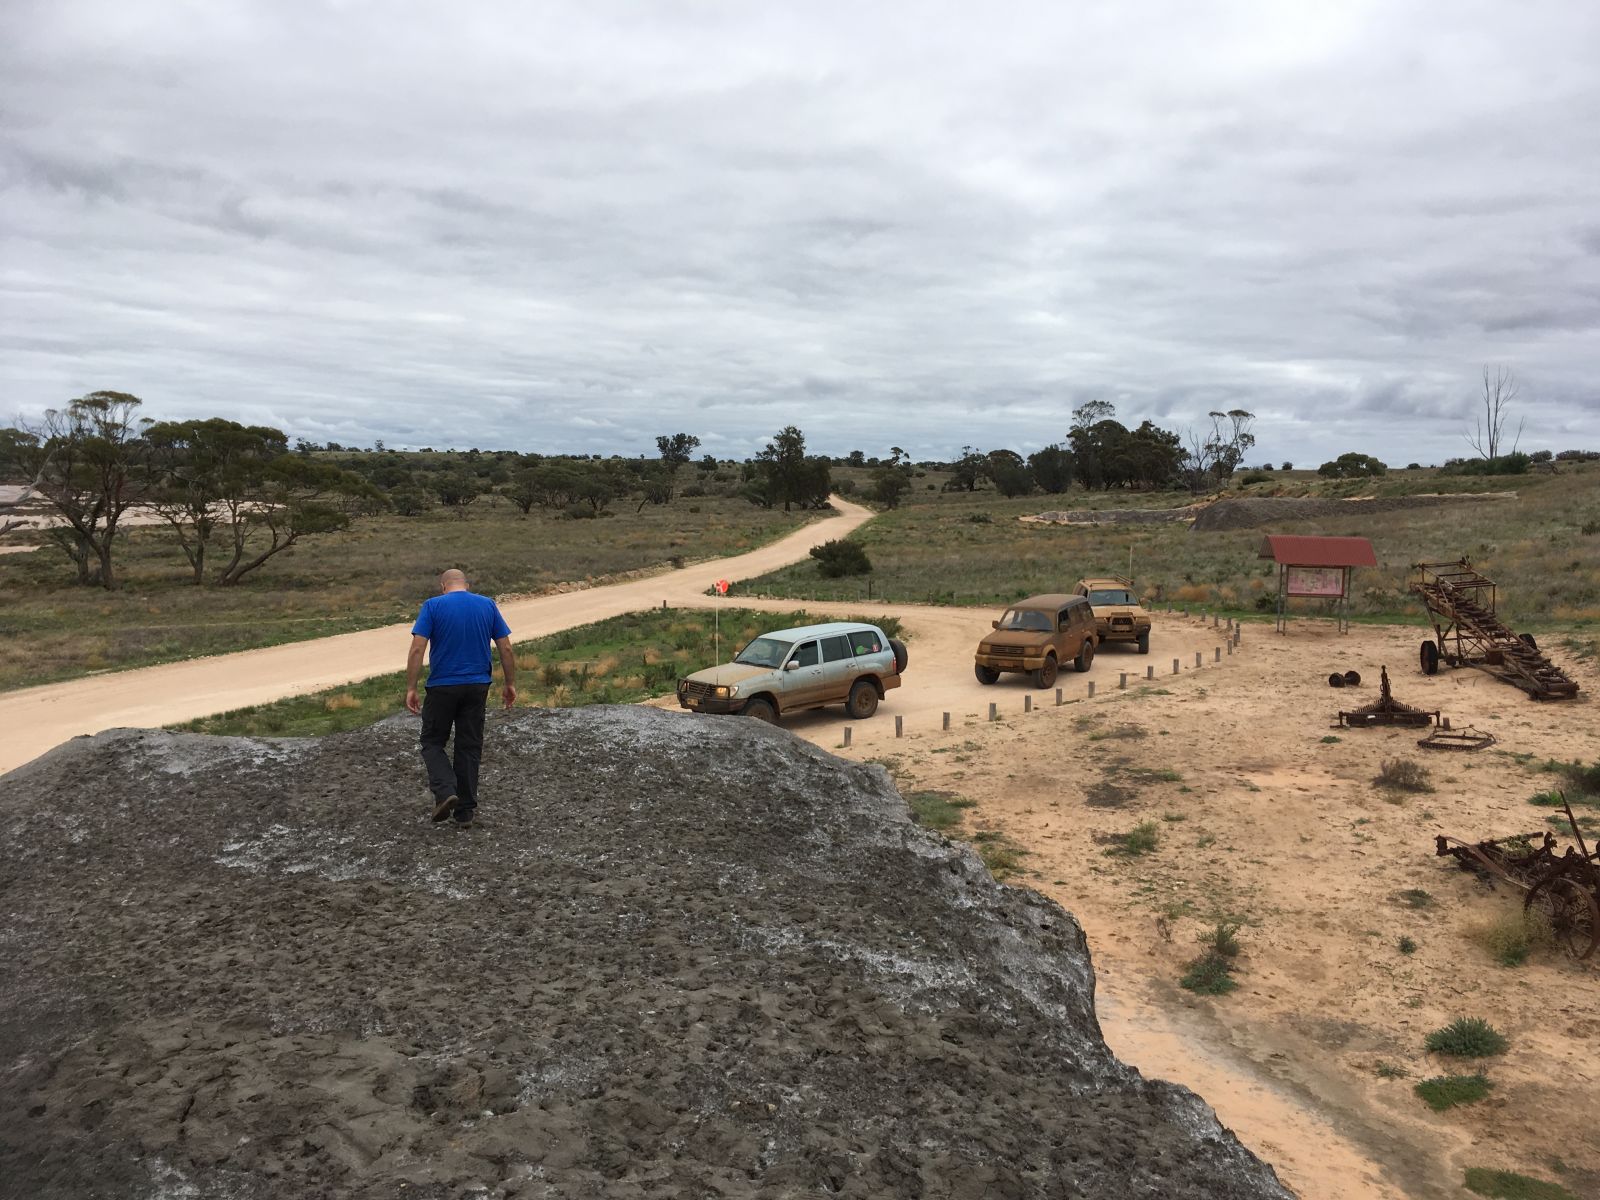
1190,492,1514,532
0,710,1290,1199
1024,507,1195,526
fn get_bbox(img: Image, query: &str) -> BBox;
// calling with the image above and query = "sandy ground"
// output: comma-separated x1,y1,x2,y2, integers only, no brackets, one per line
4,495,1596,1197
716,611,1600,1200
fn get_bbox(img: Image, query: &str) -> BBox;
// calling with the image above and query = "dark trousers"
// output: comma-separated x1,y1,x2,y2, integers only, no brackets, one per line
419,684,490,819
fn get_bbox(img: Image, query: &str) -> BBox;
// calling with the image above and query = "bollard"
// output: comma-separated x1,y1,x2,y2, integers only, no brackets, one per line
989,702,998,722
1087,681,1096,698
1215,647,1221,662
842,727,851,748
1055,687,1063,706
1227,641,1233,655
1172,658,1180,675
942,711,951,731
1147,665,1154,680
661,599,667,610
1212,614,1219,628
1119,672,1127,690
1024,695,1032,713
1195,652,1202,668
895,715,903,738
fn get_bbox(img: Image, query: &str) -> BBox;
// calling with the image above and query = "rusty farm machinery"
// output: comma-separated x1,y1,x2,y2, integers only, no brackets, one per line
1412,560,1579,700
1436,795,1599,961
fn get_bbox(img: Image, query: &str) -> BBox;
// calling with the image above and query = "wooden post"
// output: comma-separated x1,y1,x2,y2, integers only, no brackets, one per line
1215,647,1221,662
1087,681,1096,698
1146,665,1154,680
895,715,903,738
1195,652,1202,668
1227,642,1233,655
1055,687,1063,706
842,727,851,748
988,702,998,722
1172,658,1180,675
1024,695,1033,713
1119,672,1127,690
942,711,951,731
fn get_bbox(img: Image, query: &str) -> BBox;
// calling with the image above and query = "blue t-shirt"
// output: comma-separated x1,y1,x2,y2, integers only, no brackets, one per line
412,591,512,687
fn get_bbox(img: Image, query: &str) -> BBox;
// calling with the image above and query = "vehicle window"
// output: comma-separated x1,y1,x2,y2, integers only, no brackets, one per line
1058,609,1073,630
735,637,792,668
1088,589,1134,606
848,629,882,655
997,609,1052,632
791,641,820,667
822,635,852,663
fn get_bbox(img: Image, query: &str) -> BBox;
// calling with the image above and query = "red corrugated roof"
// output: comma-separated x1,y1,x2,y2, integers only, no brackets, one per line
1258,535,1377,568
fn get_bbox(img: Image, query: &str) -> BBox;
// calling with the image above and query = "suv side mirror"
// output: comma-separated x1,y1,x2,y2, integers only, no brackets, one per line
784,660,798,671
991,620,1000,629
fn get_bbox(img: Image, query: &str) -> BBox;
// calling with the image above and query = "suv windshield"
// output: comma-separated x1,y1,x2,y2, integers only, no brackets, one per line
996,609,1052,632
735,636,793,668
1088,589,1134,606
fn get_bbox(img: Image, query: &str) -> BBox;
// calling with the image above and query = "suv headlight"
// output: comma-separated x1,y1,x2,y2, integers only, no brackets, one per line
713,685,731,698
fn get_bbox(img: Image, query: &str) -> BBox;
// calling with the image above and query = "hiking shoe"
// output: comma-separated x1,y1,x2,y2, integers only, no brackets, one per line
431,795,458,823
452,816,476,830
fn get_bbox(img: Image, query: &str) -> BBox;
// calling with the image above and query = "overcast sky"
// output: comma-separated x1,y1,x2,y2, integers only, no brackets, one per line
3,2,1597,466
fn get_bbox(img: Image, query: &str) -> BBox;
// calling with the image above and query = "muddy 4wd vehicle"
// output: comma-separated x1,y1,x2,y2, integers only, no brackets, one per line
974,594,1097,688
1074,577,1152,654
677,621,907,723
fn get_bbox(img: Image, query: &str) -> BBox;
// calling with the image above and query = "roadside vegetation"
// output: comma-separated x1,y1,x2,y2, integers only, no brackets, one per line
172,607,902,738
736,460,1600,632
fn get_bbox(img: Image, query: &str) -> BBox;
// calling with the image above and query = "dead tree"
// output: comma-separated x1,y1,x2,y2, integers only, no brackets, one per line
1465,366,1525,461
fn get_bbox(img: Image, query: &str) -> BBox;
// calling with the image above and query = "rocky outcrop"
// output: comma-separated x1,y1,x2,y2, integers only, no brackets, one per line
0,709,1291,1199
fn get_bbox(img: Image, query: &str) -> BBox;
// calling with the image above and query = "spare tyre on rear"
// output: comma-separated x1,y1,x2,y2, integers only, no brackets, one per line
889,638,908,673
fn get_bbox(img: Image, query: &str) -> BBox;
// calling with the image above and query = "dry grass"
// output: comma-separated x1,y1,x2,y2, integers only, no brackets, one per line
1463,909,1554,967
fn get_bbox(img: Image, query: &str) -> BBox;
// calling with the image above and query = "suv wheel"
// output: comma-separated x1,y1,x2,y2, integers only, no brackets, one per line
1032,655,1058,689
1137,630,1150,655
741,697,777,723
847,680,879,719
974,664,999,685
1074,640,1095,673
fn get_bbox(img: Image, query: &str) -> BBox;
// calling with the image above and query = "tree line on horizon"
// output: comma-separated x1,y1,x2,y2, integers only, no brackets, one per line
4,384,1588,590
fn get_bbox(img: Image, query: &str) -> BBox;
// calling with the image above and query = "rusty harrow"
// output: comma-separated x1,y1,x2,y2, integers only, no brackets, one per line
1435,795,1599,961
1336,666,1439,729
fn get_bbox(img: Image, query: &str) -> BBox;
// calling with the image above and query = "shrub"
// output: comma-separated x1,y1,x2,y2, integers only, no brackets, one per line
1398,935,1418,955
1374,1062,1408,1078
809,539,872,577
561,503,596,520
1415,1074,1492,1112
833,477,857,496
1179,952,1237,995
390,487,433,516
1280,462,1292,470
1375,757,1433,793
1463,1167,1576,1199
1239,472,1272,486
1318,452,1387,478
1465,910,1552,967
1425,1017,1509,1057
1197,920,1242,958
1107,820,1160,857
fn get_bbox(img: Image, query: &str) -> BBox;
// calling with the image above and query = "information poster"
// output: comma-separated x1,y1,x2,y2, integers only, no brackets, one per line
1285,566,1345,598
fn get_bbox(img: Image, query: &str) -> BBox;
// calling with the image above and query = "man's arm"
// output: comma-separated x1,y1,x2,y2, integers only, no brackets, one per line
495,635,517,710
405,634,428,714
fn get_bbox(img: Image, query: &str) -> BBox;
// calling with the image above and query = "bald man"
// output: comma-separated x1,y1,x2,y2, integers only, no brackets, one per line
405,569,516,828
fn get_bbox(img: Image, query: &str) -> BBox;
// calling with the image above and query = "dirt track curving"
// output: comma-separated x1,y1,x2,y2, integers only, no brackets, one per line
0,709,1292,1199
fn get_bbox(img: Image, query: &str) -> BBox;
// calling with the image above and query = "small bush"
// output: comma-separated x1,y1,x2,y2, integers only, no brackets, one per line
1374,1062,1408,1079
1108,821,1160,857
1239,471,1271,486
1465,909,1552,967
1398,935,1418,955
810,539,873,578
972,830,1028,880
1463,1167,1576,1199
1375,757,1433,793
1425,1017,1509,1057
1179,952,1238,995
1415,1074,1492,1111
323,692,362,712
1197,920,1243,959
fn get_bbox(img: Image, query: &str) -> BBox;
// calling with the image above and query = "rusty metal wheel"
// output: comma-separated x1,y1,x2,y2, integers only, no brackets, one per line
1420,640,1440,675
1524,873,1599,961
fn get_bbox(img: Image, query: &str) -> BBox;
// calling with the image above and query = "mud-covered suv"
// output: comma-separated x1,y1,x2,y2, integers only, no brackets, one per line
973,594,1097,688
1075,577,1152,654
677,621,907,723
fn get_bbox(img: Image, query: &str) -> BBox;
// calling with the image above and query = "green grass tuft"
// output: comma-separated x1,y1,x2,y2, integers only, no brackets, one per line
906,790,976,832
1106,820,1160,857
1414,1074,1492,1111
1425,1017,1509,1058
1179,952,1238,995
1463,1168,1576,1199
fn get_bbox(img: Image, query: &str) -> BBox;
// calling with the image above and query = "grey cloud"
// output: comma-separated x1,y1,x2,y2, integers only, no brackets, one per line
2,2,1598,466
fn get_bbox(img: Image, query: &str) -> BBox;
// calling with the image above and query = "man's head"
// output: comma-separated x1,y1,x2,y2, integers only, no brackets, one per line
439,569,468,593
